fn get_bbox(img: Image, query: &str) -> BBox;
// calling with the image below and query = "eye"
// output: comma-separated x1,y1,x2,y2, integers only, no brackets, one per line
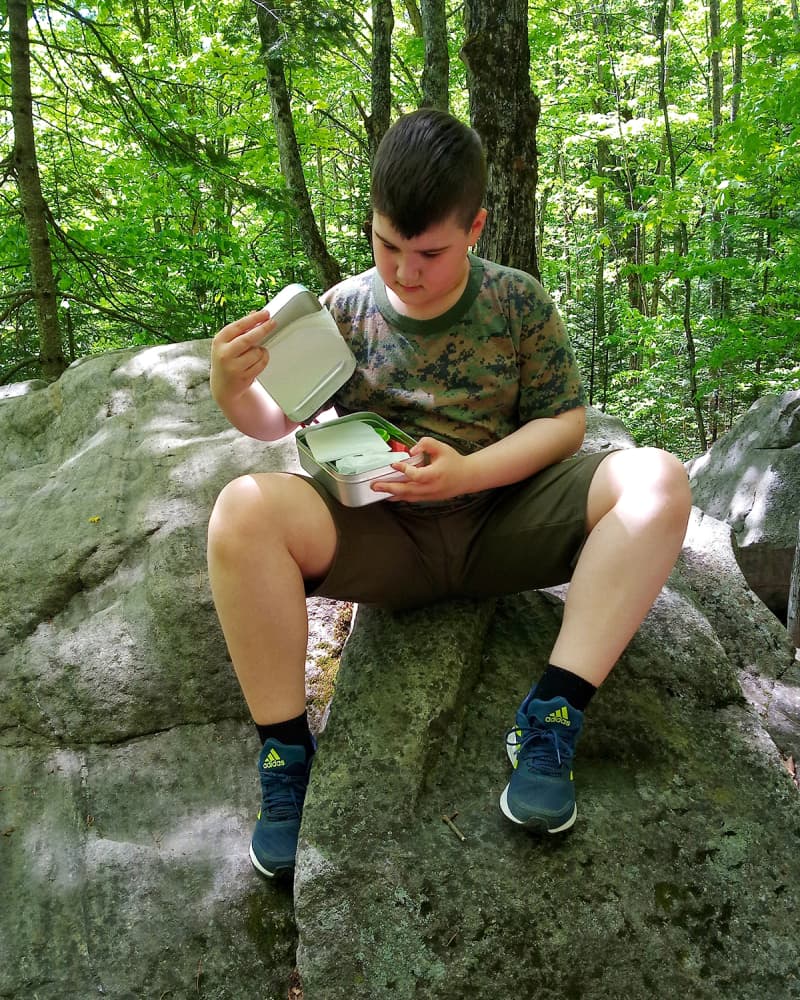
421,250,442,259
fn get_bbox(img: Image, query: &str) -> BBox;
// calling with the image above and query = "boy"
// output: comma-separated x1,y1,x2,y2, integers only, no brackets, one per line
208,109,691,877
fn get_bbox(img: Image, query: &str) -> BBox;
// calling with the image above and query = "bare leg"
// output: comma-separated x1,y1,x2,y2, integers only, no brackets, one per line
549,448,692,687
207,473,337,724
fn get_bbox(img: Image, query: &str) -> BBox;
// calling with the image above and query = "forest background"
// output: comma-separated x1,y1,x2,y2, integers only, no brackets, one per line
1,0,798,460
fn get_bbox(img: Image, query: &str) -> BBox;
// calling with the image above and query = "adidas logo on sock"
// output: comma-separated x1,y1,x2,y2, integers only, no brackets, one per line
544,706,571,726
262,747,286,769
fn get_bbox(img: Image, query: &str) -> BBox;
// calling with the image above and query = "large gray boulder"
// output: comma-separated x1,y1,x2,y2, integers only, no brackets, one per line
0,343,313,999
2,344,799,999
687,390,800,623
295,511,800,999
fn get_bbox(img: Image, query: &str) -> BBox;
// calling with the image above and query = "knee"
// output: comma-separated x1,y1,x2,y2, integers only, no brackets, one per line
636,448,693,526
648,447,691,499
208,473,284,556
598,447,691,532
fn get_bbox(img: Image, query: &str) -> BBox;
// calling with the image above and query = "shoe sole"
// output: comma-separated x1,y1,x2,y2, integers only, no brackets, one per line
503,730,577,833
499,784,577,833
249,843,294,878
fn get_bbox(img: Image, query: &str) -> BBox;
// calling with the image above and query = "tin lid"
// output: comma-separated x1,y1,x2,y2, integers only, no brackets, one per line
255,284,356,423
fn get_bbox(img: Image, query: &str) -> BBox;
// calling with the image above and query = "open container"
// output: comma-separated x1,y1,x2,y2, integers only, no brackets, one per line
256,284,425,507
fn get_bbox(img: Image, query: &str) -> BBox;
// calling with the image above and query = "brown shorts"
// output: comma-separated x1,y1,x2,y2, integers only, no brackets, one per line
301,450,613,611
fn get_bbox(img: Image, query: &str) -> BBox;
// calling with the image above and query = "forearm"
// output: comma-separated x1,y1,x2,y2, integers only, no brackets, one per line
213,379,298,442
461,406,586,492
370,407,586,504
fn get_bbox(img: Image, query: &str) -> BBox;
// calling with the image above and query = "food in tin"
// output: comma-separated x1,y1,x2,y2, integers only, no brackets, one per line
305,419,411,475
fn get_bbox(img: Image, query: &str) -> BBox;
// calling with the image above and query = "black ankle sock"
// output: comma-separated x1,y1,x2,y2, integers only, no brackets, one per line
255,711,314,755
533,665,597,712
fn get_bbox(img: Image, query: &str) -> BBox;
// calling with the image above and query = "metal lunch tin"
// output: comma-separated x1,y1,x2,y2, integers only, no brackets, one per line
257,284,425,506
295,412,425,507
256,283,356,423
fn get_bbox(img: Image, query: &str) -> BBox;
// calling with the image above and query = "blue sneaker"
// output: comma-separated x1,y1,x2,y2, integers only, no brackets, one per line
500,694,584,834
249,738,314,877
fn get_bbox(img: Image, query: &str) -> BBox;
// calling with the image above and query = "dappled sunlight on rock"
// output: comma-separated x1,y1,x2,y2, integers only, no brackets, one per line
54,425,115,472
116,343,211,387
294,503,800,999
3,349,799,998
689,390,800,621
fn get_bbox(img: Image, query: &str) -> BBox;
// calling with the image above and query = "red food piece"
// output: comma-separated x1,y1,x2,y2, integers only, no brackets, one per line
389,439,410,453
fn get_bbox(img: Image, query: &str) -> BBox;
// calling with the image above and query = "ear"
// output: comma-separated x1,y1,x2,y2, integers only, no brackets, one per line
468,208,487,246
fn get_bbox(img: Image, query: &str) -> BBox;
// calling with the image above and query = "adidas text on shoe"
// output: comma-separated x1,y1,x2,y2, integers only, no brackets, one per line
499,695,584,834
250,738,314,878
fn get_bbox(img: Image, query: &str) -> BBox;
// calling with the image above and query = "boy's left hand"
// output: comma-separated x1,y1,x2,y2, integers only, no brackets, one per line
371,437,469,502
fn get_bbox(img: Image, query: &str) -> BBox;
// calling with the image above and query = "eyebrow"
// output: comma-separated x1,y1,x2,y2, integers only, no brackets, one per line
373,228,451,253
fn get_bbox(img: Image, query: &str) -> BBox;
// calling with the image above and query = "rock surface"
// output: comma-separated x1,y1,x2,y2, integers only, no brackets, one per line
687,390,800,622
295,511,800,999
1,343,306,1000
1,344,799,999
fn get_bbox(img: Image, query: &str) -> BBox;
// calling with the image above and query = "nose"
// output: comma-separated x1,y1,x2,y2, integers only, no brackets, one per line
395,254,420,285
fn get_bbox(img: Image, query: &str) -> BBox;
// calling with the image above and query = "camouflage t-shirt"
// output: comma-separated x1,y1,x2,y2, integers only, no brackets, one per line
320,255,585,455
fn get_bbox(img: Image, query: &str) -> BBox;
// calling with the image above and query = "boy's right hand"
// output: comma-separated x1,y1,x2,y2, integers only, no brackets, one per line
210,310,275,403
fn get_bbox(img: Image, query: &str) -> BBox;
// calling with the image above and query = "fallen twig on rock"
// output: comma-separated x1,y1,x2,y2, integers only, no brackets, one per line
442,812,466,842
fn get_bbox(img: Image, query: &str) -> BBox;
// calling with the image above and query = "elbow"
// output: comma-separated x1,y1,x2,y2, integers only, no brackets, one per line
574,406,587,449
559,405,586,455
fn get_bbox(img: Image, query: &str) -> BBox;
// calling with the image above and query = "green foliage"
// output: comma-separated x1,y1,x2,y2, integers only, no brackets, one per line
531,0,800,457
0,0,377,381
1,0,797,459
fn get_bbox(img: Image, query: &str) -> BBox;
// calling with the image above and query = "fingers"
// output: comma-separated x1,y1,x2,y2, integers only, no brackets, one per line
371,478,413,499
215,333,268,373
210,309,275,397
410,436,438,458
213,310,274,366
391,456,423,478
214,310,275,350
239,343,269,376
372,437,466,502
372,458,432,499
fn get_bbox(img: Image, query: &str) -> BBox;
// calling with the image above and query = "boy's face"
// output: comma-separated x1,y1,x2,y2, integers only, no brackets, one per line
371,209,487,320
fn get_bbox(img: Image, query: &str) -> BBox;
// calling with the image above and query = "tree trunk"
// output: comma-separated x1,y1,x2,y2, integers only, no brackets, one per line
708,0,725,318
731,0,743,122
9,0,66,382
788,522,800,647
461,0,540,278
709,0,723,141
656,0,707,452
708,0,730,434
679,241,707,452
592,26,612,405
420,0,449,111
256,7,341,291
553,49,571,302
366,0,394,162
593,141,607,410
131,0,152,42
402,0,423,35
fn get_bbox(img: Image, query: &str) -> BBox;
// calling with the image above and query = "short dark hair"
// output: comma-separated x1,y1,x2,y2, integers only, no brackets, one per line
370,109,486,238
